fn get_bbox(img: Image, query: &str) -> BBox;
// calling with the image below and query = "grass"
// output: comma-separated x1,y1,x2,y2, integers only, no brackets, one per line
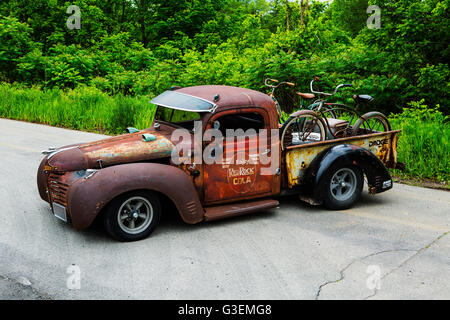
0,84,448,185
0,83,156,134
389,101,449,186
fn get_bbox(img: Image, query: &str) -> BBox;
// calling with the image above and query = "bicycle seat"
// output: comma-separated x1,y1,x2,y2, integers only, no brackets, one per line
296,92,315,100
353,94,374,104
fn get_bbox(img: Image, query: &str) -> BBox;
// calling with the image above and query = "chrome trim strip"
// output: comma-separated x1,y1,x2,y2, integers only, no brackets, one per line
45,146,79,159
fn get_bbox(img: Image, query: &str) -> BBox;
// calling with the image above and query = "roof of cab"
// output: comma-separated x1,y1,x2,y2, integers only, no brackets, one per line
175,85,275,113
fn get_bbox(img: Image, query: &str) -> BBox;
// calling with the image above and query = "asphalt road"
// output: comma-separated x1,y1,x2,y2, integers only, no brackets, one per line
0,118,449,300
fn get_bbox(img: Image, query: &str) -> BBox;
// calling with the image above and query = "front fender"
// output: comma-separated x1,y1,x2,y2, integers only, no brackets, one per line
67,163,204,230
303,144,393,200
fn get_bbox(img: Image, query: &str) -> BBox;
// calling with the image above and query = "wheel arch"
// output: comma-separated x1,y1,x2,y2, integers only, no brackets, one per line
302,144,393,201
67,163,204,230
97,189,187,226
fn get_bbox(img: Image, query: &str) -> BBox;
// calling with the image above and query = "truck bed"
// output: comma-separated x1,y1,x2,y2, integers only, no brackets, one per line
284,130,401,188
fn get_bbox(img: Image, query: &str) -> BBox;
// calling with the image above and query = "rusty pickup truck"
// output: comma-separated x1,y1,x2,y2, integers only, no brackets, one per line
37,85,400,241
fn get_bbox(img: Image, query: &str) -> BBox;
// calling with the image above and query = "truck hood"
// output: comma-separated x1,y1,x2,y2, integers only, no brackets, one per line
46,130,174,172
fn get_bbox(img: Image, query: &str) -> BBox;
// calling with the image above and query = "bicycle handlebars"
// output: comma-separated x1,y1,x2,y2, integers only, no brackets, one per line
265,77,352,98
265,78,295,89
310,78,352,97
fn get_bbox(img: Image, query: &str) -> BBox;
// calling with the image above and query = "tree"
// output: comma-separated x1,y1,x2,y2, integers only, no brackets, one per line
0,16,37,81
331,0,369,36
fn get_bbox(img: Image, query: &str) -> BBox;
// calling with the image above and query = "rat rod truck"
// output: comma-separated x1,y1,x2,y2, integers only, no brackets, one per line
37,85,400,241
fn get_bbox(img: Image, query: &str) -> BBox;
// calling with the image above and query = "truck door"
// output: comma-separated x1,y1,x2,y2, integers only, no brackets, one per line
202,108,279,205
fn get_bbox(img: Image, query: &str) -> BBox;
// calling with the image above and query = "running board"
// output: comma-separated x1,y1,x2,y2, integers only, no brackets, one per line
204,199,279,222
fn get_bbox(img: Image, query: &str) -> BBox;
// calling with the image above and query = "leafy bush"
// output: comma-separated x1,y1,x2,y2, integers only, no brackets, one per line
390,100,449,182
0,16,37,80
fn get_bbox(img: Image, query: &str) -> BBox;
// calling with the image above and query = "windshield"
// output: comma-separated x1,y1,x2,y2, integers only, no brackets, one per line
155,107,201,131
156,107,200,123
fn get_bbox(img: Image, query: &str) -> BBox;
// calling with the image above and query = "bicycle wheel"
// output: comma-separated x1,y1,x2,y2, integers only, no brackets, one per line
280,110,326,150
315,105,358,139
352,111,391,136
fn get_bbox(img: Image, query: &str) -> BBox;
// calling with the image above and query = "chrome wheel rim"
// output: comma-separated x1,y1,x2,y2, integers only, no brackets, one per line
117,196,153,235
330,168,357,202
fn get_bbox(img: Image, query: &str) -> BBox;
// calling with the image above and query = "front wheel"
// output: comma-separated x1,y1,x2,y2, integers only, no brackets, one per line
103,191,161,241
321,165,364,210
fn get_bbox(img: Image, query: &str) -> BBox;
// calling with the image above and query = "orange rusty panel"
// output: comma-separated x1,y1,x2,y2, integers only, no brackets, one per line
203,149,274,204
47,129,175,173
285,131,400,188
82,133,173,167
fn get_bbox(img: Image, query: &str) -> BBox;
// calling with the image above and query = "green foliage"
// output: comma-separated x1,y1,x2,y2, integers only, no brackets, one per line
390,100,449,182
0,0,447,115
0,16,37,80
360,0,450,113
331,0,369,37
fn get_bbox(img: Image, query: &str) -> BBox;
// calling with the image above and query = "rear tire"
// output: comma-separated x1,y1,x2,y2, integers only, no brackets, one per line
103,190,161,242
321,165,364,210
352,111,391,135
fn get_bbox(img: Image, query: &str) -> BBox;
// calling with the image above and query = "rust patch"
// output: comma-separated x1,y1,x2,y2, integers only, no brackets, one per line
285,131,399,188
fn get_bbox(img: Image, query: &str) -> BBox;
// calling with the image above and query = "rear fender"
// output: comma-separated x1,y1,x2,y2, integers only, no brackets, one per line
67,163,204,230
303,144,393,200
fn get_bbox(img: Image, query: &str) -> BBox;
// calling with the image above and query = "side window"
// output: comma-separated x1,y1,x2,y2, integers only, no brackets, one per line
213,112,265,136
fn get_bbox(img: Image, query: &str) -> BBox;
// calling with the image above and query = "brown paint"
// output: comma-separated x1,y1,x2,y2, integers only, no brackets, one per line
204,199,279,221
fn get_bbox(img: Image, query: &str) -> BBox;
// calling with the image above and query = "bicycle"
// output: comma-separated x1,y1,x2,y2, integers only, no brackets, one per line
279,77,356,148
265,78,328,148
278,77,391,149
308,77,391,138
